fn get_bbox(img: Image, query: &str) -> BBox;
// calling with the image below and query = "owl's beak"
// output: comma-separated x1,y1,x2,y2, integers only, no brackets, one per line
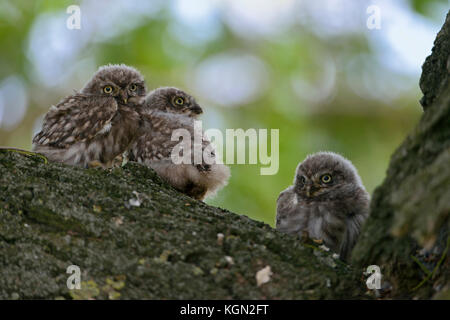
119,91,128,104
191,104,203,115
305,184,319,197
306,186,311,198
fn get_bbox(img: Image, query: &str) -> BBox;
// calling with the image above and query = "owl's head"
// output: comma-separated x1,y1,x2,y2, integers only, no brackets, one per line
144,87,203,118
293,152,365,201
81,64,146,106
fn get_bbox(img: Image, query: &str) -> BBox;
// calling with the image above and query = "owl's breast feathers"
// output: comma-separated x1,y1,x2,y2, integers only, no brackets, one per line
109,103,143,152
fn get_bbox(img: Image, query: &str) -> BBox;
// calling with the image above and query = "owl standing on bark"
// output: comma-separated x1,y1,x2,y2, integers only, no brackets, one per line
276,152,370,261
129,87,230,200
32,64,147,168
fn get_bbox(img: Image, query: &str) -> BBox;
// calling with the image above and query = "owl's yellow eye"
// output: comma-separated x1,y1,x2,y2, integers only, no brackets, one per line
174,97,185,105
321,174,332,183
129,84,137,91
103,86,113,94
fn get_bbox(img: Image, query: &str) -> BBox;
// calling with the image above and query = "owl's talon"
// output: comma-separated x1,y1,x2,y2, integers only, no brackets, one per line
88,160,105,169
110,151,128,168
121,151,129,167
313,238,324,244
300,230,310,242
111,156,122,168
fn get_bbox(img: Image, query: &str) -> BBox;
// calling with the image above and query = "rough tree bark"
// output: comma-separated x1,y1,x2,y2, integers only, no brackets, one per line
0,11,448,300
352,11,450,299
0,155,363,299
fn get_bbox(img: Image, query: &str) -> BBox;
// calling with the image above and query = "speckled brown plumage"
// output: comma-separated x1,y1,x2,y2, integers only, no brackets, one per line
129,87,230,200
32,64,147,167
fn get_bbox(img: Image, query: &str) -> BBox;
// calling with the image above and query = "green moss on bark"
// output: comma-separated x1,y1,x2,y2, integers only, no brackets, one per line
0,151,364,299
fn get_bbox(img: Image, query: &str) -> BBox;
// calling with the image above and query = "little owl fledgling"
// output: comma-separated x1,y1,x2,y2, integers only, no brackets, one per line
276,152,370,261
32,64,147,167
129,87,230,200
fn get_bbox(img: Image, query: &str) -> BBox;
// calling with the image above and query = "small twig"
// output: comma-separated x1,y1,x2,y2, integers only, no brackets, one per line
410,255,432,277
411,235,449,291
0,147,48,164
431,235,449,280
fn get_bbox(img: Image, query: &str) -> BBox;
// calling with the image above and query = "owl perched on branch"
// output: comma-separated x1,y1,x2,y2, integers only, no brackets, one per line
276,152,370,261
129,87,230,200
32,64,147,168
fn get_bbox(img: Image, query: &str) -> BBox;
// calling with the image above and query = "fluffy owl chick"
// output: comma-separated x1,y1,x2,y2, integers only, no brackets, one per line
129,87,230,200
32,64,147,167
276,152,369,261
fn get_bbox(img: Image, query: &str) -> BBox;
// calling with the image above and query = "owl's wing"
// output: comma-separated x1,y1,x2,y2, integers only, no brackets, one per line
129,130,173,163
339,205,370,261
128,112,178,162
130,114,216,170
276,187,307,235
33,94,118,148
195,135,216,172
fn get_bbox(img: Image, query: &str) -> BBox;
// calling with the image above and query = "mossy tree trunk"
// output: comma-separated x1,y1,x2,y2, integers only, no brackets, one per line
352,11,450,300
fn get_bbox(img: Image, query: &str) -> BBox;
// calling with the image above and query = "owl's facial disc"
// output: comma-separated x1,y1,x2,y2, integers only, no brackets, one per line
144,87,203,117
126,81,146,96
107,82,145,106
110,88,127,104
81,65,146,106
102,84,125,104
293,152,364,201
169,94,203,117
295,172,337,199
